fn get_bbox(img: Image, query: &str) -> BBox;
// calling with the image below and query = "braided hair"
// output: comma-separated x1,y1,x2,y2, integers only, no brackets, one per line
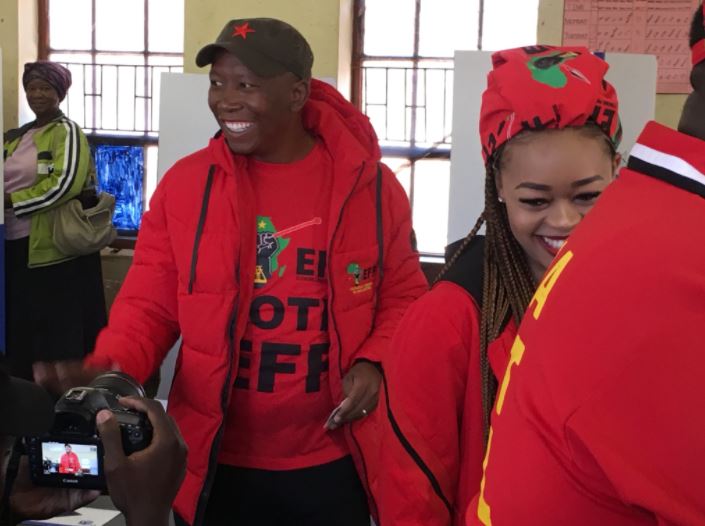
434,125,616,444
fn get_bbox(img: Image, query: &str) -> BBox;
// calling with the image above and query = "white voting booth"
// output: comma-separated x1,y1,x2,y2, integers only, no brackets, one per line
447,51,658,244
154,73,217,399
157,73,214,182
153,53,658,397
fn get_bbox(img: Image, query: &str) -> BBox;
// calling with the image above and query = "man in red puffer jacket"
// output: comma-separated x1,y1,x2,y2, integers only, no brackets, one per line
36,17,427,526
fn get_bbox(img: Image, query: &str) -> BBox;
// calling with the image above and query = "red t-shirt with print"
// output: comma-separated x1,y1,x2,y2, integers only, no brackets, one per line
59,451,81,474
218,141,349,470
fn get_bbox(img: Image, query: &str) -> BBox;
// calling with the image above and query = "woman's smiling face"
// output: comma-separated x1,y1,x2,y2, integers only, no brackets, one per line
25,78,60,120
496,127,619,282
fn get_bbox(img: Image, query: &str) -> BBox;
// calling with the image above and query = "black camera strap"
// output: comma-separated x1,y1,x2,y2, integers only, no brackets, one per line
0,438,25,526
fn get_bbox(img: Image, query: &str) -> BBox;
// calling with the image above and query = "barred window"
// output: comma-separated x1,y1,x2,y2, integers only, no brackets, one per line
352,0,539,255
39,0,184,235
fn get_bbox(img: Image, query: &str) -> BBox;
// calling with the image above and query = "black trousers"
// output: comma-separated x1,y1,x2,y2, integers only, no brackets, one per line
184,456,370,526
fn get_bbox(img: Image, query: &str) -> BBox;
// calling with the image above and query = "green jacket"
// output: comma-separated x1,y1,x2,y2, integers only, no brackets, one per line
3,113,92,267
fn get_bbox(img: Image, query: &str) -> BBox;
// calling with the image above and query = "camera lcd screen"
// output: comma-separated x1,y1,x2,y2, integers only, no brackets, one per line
40,442,100,477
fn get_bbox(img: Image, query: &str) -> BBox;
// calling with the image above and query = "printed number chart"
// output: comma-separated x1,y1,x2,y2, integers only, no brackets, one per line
562,0,700,93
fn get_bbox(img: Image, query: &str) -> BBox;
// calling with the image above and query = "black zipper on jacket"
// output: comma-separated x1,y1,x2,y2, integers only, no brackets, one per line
374,162,384,284
184,163,238,525
349,163,384,522
188,165,215,294
329,162,366,380
382,368,454,520
367,162,385,328
328,162,382,521
192,299,239,525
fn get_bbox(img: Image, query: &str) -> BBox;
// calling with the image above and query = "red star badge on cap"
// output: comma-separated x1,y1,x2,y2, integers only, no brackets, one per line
233,21,255,39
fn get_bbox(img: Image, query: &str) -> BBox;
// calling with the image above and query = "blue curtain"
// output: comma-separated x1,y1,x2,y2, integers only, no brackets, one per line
94,145,144,231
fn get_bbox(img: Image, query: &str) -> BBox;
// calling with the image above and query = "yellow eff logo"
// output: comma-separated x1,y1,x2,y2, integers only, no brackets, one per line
476,250,574,525
529,250,574,320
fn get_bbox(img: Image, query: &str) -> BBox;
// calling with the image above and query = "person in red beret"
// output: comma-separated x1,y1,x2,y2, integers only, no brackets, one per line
377,45,622,526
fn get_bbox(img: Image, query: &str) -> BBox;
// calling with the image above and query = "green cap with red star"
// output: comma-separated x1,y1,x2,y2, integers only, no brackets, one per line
196,18,314,79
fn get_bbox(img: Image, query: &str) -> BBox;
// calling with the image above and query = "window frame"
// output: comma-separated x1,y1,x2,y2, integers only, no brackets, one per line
38,0,183,71
351,0,487,257
38,0,183,243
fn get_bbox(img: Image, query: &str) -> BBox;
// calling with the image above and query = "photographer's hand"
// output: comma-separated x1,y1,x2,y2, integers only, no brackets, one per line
96,397,187,526
8,456,100,520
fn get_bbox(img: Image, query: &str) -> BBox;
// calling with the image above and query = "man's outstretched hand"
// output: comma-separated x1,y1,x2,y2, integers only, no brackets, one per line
33,361,105,396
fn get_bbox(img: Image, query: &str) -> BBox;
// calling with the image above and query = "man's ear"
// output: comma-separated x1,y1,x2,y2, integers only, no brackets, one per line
612,153,622,178
291,78,311,112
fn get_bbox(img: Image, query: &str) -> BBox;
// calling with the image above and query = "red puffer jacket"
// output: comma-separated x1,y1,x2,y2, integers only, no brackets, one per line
378,238,516,526
86,80,428,525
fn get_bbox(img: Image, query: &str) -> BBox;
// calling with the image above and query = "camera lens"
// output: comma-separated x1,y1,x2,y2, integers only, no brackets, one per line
88,372,145,398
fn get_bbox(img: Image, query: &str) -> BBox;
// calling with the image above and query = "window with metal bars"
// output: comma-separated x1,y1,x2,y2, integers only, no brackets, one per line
352,0,539,256
38,0,184,238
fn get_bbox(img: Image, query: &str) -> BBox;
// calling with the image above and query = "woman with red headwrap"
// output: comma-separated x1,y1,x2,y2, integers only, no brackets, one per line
3,61,107,380
376,46,622,526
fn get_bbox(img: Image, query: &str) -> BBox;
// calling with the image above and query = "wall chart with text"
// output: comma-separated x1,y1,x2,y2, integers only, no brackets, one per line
563,0,700,93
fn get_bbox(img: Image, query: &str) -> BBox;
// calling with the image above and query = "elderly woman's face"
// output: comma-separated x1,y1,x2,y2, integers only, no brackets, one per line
25,78,60,117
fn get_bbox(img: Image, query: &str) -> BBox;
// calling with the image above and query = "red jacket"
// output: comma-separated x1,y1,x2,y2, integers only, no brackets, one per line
469,122,705,525
378,238,516,526
58,451,81,474
86,80,427,525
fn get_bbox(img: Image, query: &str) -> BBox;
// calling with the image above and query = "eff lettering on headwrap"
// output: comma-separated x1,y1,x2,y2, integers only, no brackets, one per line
479,46,621,165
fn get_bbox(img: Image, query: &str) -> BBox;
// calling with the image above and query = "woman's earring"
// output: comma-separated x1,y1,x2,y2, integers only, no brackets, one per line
498,196,505,203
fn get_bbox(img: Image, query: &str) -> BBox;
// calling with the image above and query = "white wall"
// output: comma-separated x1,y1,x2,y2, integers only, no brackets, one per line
157,73,215,181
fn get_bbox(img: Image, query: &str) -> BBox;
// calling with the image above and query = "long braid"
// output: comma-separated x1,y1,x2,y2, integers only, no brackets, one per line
478,154,536,444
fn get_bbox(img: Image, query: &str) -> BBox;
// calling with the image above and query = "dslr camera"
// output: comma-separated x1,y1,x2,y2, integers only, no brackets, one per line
26,371,153,490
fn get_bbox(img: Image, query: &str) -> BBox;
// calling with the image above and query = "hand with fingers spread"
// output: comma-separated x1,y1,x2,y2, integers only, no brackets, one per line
325,361,382,431
33,361,106,397
96,397,187,526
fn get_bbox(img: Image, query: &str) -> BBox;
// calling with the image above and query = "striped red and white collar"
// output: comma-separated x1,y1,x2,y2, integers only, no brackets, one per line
627,121,705,200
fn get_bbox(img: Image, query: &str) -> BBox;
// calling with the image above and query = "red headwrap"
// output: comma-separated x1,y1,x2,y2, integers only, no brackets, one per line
22,61,72,102
691,3,705,66
479,46,621,165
